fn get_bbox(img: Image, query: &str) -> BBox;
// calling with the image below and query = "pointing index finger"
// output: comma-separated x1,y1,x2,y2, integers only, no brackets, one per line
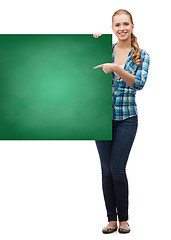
94,64,103,69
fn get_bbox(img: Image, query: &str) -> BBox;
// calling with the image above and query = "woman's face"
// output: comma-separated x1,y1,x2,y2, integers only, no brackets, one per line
112,14,134,41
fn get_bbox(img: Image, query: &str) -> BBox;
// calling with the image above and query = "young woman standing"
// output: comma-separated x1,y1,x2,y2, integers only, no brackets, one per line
93,9,150,234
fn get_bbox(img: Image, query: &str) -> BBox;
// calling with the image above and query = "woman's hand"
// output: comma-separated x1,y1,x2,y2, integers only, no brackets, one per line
93,32,103,38
94,63,117,74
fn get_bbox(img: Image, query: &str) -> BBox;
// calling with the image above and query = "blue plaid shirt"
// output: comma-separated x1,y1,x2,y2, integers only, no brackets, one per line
112,43,150,120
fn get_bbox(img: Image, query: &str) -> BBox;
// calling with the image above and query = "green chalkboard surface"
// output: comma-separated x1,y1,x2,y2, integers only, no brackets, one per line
0,34,112,140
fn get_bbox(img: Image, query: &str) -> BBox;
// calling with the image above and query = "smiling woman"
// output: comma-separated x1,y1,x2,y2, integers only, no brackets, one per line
93,8,150,234
112,16,134,40
114,22,130,35
112,10,142,66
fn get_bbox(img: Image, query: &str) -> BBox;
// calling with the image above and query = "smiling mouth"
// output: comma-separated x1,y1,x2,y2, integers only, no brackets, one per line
119,32,127,35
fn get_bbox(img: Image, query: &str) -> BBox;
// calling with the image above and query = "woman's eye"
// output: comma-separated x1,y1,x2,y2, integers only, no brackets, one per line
115,23,129,27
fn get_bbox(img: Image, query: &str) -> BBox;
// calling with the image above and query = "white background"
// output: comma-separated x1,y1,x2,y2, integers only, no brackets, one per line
0,0,170,239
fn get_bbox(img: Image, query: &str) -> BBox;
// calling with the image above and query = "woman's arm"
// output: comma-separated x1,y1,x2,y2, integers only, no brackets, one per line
112,64,135,86
94,51,150,90
94,63,135,86
130,51,150,90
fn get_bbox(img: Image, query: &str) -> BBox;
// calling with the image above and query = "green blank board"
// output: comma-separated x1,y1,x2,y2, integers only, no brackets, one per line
0,34,112,140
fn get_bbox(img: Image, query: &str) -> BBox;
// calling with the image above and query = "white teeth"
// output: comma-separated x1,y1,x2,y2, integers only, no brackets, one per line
119,32,127,36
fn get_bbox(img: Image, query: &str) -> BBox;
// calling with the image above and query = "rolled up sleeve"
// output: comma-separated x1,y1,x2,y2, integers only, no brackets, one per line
130,51,150,91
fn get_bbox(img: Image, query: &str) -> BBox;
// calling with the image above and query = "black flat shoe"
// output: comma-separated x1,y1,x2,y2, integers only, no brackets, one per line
102,225,118,234
118,223,131,234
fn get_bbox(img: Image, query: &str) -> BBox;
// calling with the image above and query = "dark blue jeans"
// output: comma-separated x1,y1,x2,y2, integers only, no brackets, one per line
95,116,138,222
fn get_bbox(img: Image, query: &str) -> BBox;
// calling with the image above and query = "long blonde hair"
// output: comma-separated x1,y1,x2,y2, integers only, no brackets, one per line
112,9,142,66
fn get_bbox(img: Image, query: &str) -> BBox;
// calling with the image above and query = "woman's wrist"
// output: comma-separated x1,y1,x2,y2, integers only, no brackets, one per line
112,63,119,72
